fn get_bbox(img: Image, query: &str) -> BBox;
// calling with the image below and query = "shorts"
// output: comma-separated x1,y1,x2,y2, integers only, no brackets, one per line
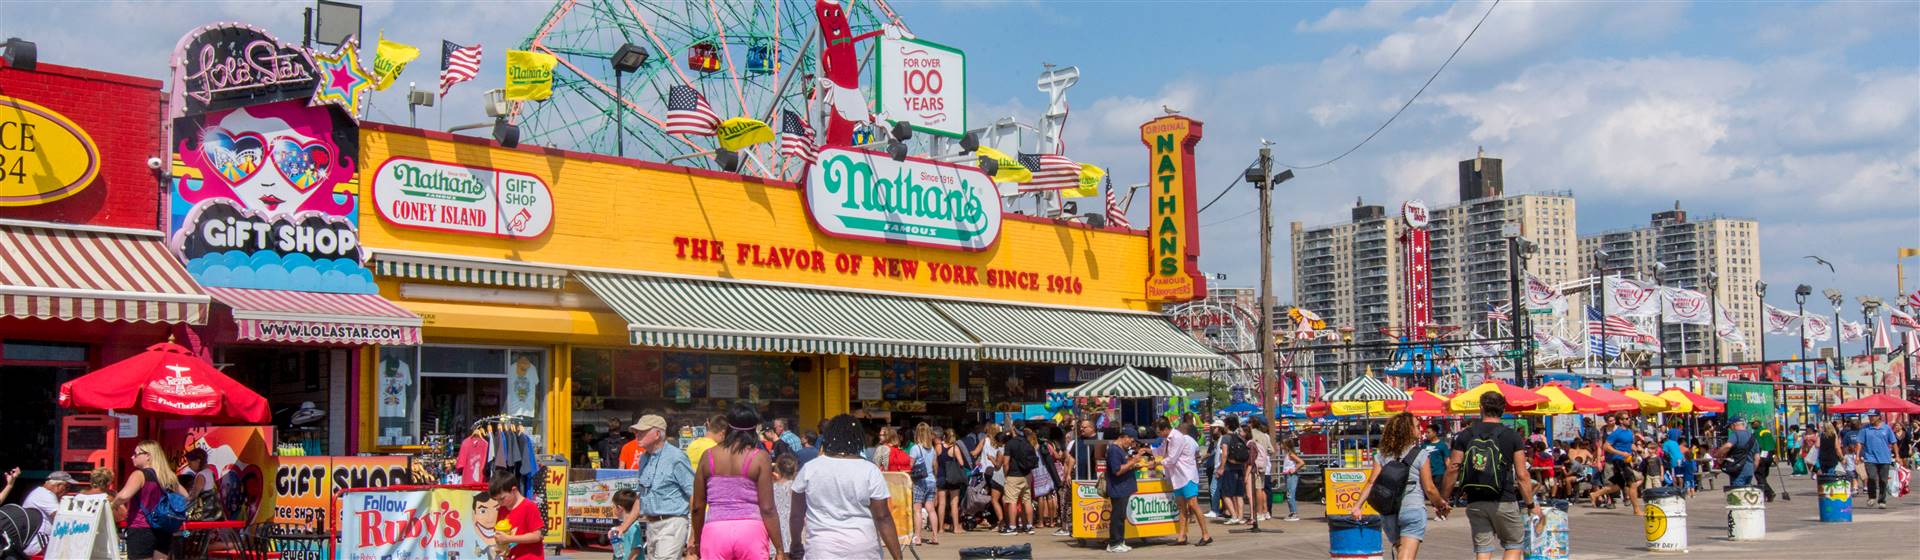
698,518,769,560
1465,501,1525,554
1607,459,1637,487
1174,481,1199,499
1382,505,1428,542
126,528,174,559
914,480,935,504
1002,475,1033,505
1217,469,1245,498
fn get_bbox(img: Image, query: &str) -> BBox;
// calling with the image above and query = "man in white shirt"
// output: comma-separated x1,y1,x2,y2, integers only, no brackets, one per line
1155,417,1212,546
9,469,72,556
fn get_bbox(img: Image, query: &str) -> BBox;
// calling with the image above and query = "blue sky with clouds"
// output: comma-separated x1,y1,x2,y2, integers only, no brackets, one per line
4,0,1915,357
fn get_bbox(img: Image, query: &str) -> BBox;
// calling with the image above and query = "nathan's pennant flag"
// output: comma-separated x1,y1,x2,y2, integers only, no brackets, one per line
503,49,558,101
1764,304,1802,334
1068,163,1104,199
1604,277,1661,318
665,85,721,136
1524,273,1566,314
371,34,420,91
779,110,817,163
717,116,775,151
1660,287,1712,325
1907,288,1920,311
1103,178,1130,229
438,40,483,95
1017,152,1082,191
974,147,1031,184
1891,307,1920,330
1840,319,1866,343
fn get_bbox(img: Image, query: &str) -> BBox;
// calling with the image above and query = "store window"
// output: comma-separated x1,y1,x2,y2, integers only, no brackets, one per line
567,348,801,468
376,345,546,447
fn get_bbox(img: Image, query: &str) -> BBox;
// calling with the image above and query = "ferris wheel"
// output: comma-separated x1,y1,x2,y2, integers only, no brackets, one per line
517,0,906,178
1164,300,1263,387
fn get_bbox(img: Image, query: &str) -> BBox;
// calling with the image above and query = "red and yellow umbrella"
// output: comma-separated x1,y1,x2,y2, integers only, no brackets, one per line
1620,388,1673,413
1448,380,1548,414
1657,388,1726,414
1577,385,1641,413
1525,383,1613,415
1389,387,1453,417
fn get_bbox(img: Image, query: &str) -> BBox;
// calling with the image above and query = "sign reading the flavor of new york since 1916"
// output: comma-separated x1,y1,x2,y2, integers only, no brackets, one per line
804,147,1001,251
372,157,554,238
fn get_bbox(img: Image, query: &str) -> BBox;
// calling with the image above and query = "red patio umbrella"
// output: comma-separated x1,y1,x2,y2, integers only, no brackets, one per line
1448,380,1549,414
1577,384,1642,413
1306,401,1331,418
58,341,271,424
1828,393,1920,415
1389,387,1452,417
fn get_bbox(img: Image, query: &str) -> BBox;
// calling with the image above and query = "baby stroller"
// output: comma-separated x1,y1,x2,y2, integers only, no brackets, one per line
0,503,46,560
960,471,998,531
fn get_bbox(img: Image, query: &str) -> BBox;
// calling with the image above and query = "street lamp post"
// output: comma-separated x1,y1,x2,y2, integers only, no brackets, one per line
1796,284,1813,423
1595,251,1611,381
1708,271,1721,365
1859,296,1883,402
1248,146,1294,419
1826,289,1845,403
1503,224,1526,385
1339,326,1356,387
610,43,650,158
1755,281,1767,364
1650,262,1667,383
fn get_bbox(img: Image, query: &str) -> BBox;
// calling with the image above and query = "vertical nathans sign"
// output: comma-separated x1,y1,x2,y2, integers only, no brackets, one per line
804,147,1001,251
1140,116,1205,302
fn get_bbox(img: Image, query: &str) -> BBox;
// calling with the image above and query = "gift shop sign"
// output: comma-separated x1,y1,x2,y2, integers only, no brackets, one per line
0,96,101,206
373,157,554,238
874,36,965,138
804,147,1001,251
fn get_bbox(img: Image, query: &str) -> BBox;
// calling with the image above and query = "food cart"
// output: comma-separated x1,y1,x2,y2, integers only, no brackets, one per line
1054,366,1186,545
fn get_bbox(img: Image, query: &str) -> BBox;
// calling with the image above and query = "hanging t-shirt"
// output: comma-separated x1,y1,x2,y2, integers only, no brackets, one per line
793,456,890,560
378,361,412,418
459,436,490,483
506,357,540,418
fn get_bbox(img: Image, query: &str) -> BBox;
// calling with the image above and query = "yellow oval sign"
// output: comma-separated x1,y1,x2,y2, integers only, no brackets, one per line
0,95,101,206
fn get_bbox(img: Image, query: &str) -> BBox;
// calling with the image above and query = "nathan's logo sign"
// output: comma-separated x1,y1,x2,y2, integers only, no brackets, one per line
0,95,100,206
373,158,554,238
169,23,318,117
1140,115,1206,303
804,147,1001,251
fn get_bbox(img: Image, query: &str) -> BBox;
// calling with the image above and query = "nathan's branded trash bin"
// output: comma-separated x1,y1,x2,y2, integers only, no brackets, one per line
1817,473,1853,522
1642,486,1688,553
1524,500,1571,560
1327,515,1384,560
1726,486,1766,540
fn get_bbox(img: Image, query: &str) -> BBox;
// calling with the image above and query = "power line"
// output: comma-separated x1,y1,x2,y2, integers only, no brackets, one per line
1277,0,1501,170
1196,156,1259,214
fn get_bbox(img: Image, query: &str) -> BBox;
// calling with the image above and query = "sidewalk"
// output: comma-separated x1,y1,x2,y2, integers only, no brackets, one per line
555,476,1919,559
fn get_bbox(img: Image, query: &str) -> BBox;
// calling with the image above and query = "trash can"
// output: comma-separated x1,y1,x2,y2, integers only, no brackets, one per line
1524,500,1571,560
1327,515,1384,560
1643,486,1687,553
1817,473,1853,523
1726,486,1766,540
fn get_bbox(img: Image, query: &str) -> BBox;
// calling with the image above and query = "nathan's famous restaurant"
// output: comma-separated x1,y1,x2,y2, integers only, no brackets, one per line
1,25,1220,489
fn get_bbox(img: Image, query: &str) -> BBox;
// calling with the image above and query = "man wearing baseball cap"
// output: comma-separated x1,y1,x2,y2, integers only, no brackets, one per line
1,468,72,556
610,415,695,560
1713,416,1758,488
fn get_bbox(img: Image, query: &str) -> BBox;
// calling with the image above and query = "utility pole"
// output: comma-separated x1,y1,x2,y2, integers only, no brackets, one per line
1256,145,1276,419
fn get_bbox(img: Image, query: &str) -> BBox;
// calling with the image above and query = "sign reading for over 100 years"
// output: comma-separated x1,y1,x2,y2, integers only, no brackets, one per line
1140,115,1205,302
0,95,100,206
804,147,1001,251
875,35,965,138
373,157,555,238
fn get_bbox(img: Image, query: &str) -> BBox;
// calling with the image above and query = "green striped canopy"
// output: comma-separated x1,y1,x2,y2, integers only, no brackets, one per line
931,301,1224,370
1323,375,1410,404
372,254,565,289
1056,366,1189,399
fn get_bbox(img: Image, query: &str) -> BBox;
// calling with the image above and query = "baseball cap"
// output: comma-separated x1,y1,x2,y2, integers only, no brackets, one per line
1208,419,1225,428
632,415,668,433
45,471,75,484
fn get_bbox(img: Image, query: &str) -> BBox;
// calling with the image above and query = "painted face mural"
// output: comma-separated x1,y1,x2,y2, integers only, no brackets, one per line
169,100,372,294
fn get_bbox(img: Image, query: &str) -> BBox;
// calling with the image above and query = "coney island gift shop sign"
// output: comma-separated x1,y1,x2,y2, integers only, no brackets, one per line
373,157,555,238
804,147,1001,251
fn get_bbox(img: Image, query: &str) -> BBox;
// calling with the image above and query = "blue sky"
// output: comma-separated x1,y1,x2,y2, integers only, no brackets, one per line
5,0,1916,358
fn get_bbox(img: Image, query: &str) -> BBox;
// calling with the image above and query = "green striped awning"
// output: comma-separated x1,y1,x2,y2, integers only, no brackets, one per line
372,254,565,289
1323,375,1411,404
1057,366,1189,399
577,272,979,360
929,301,1224,370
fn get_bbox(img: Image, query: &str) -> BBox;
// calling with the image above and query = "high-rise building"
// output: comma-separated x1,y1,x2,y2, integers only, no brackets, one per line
1578,203,1762,363
1289,151,1578,378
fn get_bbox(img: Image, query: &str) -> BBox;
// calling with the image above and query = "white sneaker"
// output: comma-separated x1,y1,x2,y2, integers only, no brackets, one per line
1257,514,1272,521
1106,544,1132,553
1053,528,1070,536
1203,511,1220,518
1283,514,1300,521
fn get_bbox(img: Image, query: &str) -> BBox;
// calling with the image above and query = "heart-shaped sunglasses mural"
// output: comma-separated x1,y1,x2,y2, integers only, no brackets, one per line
201,128,333,192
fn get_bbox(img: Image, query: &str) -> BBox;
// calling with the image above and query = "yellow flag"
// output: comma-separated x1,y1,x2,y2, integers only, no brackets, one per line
503,50,558,101
1066,163,1103,198
974,147,1031,183
371,34,419,91
716,117,775,151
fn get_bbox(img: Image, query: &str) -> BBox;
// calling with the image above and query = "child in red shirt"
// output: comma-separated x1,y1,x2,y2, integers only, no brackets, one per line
490,472,546,559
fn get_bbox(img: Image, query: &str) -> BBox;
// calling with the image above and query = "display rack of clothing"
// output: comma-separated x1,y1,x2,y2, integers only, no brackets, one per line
463,415,540,495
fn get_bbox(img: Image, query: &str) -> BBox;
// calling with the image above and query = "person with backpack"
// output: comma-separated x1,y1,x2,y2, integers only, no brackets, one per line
1215,415,1249,525
114,440,190,560
933,429,968,540
1712,416,1759,487
1353,413,1450,560
1441,392,1537,560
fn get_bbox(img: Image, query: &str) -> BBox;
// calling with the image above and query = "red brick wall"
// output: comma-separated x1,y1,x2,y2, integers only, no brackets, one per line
0,60,165,229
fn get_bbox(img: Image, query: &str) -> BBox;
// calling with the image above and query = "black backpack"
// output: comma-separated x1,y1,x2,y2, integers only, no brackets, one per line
1225,435,1250,465
1367,447,1423,515
1459,428,1509,501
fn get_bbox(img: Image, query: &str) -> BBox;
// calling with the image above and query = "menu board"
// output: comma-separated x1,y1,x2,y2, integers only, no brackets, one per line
615,349,663,399
664,352,707,402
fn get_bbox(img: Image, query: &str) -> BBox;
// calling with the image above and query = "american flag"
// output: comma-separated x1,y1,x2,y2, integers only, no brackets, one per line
1586,306,1653,343
664,85,720,136
778,110,816,163
1103,179,1130,228
438,41,483,96
1487,303,1511,322
1017,153,1081,191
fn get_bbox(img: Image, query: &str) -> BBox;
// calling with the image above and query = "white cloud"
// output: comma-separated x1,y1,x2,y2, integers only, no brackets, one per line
1298,1,1432,32
1359,1,1684,72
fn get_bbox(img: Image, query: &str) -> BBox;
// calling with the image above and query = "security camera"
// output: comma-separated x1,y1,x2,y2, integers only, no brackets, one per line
146,156,164,170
